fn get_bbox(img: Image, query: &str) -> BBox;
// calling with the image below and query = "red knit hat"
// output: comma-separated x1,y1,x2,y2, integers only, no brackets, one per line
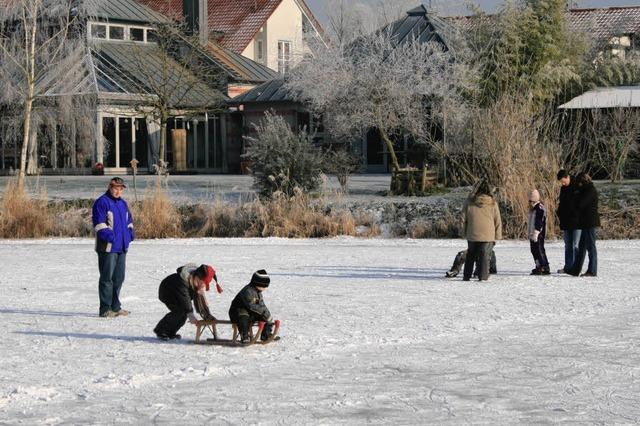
203,265,215,291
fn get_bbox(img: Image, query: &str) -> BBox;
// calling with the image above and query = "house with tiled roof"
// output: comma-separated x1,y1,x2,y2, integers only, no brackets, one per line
450,6,640,111
450,6,640,59
137,0,325,75
0,0,277,175
230,5,458,173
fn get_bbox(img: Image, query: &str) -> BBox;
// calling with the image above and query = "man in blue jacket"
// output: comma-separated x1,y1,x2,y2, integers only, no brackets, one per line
92,177,134,318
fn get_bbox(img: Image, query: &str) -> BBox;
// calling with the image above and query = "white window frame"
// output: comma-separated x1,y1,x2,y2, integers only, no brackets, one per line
108,25,125,41
256,39,264,61
88,21,156,44
278,40,292,75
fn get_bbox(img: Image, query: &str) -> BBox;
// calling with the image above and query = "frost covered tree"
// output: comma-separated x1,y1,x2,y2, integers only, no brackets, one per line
243,112,324,198
0,0,96,185
286,8,473,176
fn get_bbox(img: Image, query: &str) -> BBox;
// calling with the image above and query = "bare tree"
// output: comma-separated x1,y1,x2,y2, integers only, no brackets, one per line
0,0,96,185
117,23,226,172
324,0,422,45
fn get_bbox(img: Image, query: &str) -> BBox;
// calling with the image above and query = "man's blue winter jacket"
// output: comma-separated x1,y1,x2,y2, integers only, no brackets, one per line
92,191,134,253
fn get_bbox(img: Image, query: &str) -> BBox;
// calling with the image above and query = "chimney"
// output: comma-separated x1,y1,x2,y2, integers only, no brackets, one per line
183,0,209,45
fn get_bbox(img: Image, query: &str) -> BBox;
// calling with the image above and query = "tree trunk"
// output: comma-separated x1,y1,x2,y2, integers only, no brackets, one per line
377,126,400,171
18,97,34,188
18,10,38,188
27,124,38,175
159,119,167,172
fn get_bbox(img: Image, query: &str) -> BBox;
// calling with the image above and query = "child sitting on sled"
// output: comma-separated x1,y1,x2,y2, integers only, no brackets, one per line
154,263,223,341
228,269,275,344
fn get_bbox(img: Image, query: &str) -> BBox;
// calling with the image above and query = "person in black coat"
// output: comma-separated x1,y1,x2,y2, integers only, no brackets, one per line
567,173,600,277
556,169,581,273
229,269,274,344
153,263,222,340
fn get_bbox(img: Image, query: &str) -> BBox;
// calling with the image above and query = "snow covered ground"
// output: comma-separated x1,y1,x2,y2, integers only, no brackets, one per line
1,238,639,424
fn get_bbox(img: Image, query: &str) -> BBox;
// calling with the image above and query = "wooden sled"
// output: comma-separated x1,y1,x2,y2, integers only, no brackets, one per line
195,319,280,346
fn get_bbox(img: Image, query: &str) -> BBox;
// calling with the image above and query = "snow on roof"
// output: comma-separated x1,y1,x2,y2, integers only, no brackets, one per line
559,86,640,109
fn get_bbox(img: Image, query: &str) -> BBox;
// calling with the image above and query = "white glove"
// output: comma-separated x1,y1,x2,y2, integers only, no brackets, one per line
531,230,540,243
188,313,198,324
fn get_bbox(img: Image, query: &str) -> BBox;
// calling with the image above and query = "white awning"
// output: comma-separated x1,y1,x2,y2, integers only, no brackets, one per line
559,86,640,109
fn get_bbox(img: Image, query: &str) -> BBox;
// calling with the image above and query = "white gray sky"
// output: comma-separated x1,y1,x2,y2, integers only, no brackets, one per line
306,0,640,27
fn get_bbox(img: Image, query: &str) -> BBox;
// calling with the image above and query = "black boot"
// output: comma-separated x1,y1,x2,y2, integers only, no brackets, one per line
238,316,250,344
260,323,274,341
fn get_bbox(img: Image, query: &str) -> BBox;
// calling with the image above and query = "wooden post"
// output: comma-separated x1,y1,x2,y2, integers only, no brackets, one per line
130,158,139,203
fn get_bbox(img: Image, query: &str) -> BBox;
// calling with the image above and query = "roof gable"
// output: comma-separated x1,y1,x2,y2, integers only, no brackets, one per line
138,0,323,53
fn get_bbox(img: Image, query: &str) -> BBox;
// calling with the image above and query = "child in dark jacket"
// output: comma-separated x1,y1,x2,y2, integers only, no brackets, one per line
528,190,550,275
154,263,223,340
229,269,274,344
445,249,497,278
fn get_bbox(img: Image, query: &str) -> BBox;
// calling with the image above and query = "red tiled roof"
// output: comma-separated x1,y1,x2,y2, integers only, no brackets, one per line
448,6,640,42
569,6,640,40
137,0,284,53
134,0,184,21
208,0,282,53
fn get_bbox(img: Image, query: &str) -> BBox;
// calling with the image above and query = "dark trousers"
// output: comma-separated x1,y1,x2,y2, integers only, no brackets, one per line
530,237,549,269
229,308,254,338
463,241,494,281
570,227,598,275
97,252,126,316
154,302,188,337
229,308,272,340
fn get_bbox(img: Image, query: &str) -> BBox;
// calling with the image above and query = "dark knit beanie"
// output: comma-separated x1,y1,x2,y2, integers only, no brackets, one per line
250,269,270,287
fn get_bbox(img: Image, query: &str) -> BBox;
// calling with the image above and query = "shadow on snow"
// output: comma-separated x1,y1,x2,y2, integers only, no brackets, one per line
15,330,185,344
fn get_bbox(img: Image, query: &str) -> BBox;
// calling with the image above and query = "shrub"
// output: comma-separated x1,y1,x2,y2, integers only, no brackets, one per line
244,112,325,198
324,147,361,193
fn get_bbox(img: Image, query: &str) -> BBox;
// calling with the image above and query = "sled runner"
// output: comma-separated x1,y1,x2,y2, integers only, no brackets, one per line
194,319,280,346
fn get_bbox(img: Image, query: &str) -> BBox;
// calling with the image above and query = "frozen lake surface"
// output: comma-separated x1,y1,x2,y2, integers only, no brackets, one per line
1,238,639,424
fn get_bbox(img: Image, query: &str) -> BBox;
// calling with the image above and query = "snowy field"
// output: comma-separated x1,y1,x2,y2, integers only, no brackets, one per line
1,238,639,424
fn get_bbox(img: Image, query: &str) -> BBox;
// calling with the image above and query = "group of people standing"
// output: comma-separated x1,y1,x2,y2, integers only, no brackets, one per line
456,169,600,280
91,177,276,344
556,170,600,277
90,172,600,342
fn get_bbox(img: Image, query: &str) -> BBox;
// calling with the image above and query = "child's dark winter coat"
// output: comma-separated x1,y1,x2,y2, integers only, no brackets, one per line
154,264,215,339
528,190,550,273
228,269,273,342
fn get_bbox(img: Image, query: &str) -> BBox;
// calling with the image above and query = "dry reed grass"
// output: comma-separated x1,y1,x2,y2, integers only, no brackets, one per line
469,96,562,239
2,176,639,240
246,191,358,238
131,179,182,238
185,200,250,238
409,213,461,239
0,179,53,238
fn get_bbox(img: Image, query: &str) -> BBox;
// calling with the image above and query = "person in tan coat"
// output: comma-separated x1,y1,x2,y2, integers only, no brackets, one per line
462,180,502,281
